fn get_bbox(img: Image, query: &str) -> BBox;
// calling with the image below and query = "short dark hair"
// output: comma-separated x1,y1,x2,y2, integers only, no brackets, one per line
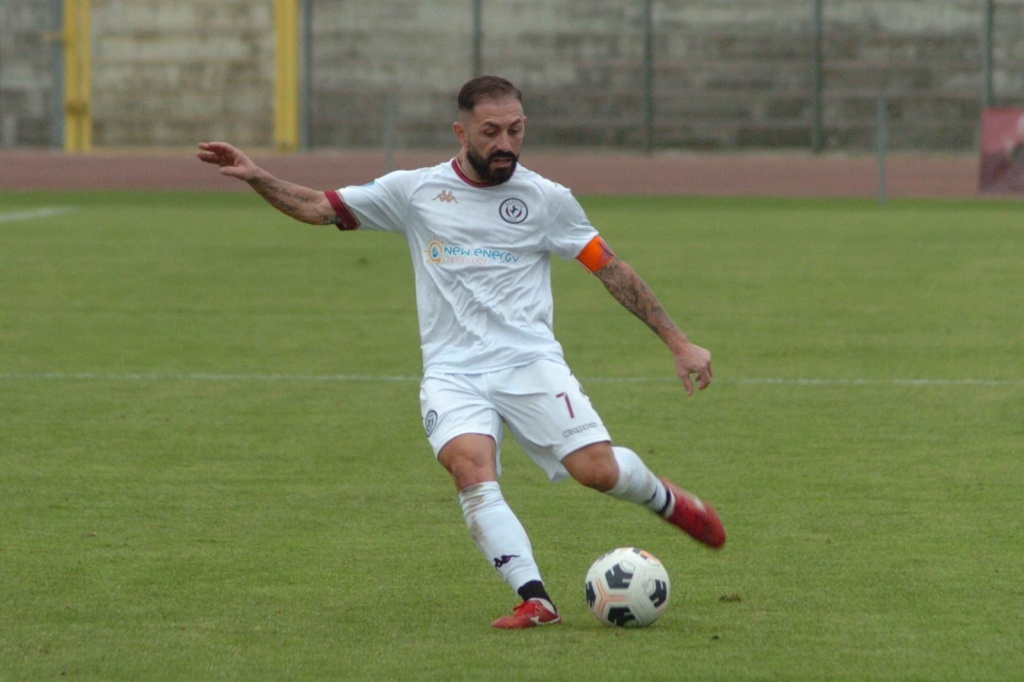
457,76,522,112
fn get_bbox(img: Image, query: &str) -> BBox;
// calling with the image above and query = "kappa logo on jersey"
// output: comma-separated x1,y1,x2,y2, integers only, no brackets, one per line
499,198,528,224
434,190,458,203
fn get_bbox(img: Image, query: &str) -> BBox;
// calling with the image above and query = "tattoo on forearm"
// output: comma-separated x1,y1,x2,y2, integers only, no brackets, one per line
252,178,306,216
252,177,331,224
596,259,678,338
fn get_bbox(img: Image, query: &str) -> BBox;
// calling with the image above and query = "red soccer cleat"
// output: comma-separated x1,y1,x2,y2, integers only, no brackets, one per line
659,478,726,549
491,598,562,629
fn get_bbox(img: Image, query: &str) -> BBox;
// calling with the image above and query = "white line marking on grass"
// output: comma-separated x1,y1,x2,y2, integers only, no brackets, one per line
733,377,1023,387
0,372,421,382
0,207,75,223
0,372,1021,387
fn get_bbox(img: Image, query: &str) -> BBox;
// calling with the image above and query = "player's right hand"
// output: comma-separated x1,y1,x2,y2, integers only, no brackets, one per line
196,141,259,182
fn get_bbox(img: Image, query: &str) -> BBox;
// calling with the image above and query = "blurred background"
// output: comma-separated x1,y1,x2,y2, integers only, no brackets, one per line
1,0,1023,154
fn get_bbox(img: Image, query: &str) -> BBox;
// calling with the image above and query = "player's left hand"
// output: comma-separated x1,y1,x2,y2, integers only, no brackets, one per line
674,342,712,396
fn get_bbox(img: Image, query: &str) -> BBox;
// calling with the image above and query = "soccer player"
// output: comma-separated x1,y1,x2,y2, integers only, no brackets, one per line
197,75,725,629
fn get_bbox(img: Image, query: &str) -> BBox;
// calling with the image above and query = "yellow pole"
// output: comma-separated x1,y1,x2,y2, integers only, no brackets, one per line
63,0,92,152
274,0,300,152
62,0,78,151
79,0,92,151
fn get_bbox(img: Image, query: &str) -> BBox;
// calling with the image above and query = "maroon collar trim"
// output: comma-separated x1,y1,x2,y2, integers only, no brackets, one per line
451,158,504,188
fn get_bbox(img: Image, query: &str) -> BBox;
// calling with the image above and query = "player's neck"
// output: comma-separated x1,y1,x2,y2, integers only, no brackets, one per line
454,153,482,183
454,154,498,188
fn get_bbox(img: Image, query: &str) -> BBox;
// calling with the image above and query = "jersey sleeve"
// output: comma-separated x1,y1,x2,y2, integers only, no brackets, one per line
328,171,414,234
543,185,603,262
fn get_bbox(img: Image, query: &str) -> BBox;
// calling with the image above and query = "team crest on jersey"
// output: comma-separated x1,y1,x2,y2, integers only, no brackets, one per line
499,198,528,224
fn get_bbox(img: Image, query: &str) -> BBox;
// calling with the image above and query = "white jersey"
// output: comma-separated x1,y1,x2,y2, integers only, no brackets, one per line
329,159,600,375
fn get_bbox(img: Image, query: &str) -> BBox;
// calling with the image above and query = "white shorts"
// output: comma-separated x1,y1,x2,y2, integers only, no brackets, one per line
419,358,611,482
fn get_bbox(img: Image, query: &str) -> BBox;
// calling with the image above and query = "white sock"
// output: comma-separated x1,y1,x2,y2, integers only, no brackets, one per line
458,481,542,594
607,446,670,514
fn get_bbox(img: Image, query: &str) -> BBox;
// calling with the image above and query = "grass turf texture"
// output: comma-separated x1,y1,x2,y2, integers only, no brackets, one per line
1,191,1022,680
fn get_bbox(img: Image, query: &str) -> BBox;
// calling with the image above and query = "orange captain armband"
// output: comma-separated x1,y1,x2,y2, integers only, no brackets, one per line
576,236,616,273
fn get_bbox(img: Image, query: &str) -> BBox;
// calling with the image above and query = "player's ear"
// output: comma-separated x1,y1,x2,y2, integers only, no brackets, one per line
453,120,467,148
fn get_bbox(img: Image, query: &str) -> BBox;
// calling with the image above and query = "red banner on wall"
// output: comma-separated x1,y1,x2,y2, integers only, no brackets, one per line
979,108,1024,194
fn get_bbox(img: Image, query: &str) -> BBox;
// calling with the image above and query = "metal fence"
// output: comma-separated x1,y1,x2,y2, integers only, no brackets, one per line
1,0,1022,152
302,0,1022,153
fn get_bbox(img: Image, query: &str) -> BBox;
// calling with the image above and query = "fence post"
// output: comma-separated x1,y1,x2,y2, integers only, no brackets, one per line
384,92,396,173
50,0,65,149
982,0,995,108
876,92,887,207
472,0,483,77
642,0,654,153
811,0,824,153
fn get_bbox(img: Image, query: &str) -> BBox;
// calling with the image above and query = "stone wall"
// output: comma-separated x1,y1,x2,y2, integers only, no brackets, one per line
2,0,1023,151
90,0,275,147
0,0,60,146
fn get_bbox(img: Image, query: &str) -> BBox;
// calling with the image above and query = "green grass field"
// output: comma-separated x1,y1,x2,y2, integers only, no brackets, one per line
2,191,1022,681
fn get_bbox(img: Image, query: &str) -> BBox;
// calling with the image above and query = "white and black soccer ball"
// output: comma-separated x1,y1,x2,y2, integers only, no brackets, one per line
584,547,670,628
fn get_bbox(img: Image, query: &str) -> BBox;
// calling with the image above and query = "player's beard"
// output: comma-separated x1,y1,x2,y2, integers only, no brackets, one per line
466,147,518,184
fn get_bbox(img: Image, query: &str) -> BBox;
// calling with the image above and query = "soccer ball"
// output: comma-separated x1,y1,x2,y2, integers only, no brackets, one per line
584,547,670,627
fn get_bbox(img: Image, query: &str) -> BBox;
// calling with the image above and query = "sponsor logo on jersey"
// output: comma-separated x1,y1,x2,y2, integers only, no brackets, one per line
433,190,458,203
424,238,521,266
499,198,528,224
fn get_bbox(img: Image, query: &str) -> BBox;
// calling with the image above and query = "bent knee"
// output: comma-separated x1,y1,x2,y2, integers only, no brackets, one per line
562,442,617,491
438,433,498,490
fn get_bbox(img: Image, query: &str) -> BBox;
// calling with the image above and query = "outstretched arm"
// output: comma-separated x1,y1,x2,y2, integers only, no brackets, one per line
196,141,337,225
593,256,713,395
